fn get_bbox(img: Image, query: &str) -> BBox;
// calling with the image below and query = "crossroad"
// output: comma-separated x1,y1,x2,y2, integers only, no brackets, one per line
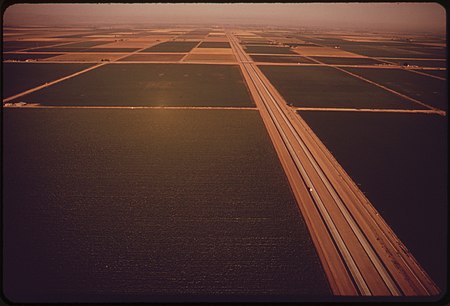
227,31,440,296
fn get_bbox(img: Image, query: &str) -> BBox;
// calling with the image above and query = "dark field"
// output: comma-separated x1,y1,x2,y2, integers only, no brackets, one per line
17,64,254,107
250,55,313,64
417,69,447,78
343,68,448,110
310,57,382,65
3,53,62,61
3,63,94,97
338,45,444,58
3,40,60,51
141,41,199,52
28,47,139,53
59,41,110,48
3,108,330,302
298,111,447,290
198,42,230,48
244,46,295,54
380,59,447,68
259,66,423,109
118,53,184,62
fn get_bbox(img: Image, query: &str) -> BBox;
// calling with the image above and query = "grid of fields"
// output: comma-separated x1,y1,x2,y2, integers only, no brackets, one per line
4,108,330,301
298,111,447,289
13,64,254,107
3,24,447,302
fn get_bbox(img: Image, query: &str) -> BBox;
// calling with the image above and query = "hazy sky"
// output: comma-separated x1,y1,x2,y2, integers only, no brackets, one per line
3,3,446,34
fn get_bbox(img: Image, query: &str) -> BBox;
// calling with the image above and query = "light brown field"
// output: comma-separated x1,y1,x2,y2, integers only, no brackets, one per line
293,46,363,57
191,48,233,54
43,53,124,61
184,53,236,62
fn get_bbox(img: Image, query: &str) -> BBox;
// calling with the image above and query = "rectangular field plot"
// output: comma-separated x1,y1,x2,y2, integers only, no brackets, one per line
142,41,200,52
299,111,447,289
310,56,382,65
118,53,184,62
43,53,124,62
337,44,442,58
343,68,448,110
28,47,139,53
244,45,295,54
3,63,94,98
294,46,361,57
379,59,447,68
3,40,61,51
3,53,62,61
17,64,253,107
259,66,423,109
184,54,236,62
198,42,230,48
58,41,111,48
3,108,330,302
250,55,313,64
417,69,447,79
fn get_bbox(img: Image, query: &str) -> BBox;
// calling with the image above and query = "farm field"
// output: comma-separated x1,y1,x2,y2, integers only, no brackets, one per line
417,69,447,78
3,62,94,97
118,53,185,62
378,59,447,68
244,45,295,54
13,64,254,107
141,41,199,52
198,41,230,48
259,65,423,109
309,56,382,65
250,55,313,63
298,111,447,289
29,47,140,52
3,53,62,61
3,108,331,302
343,67,448,110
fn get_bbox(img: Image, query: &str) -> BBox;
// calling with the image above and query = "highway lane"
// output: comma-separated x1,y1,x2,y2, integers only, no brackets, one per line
227,31,441,297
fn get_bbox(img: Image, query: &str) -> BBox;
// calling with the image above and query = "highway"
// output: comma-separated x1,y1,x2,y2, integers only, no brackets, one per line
227,31,441,296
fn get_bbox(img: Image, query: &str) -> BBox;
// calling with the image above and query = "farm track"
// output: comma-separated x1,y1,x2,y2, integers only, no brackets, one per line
228,31,441,297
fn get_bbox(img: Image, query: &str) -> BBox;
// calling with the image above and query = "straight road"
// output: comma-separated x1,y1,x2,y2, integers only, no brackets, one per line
227,31,440,297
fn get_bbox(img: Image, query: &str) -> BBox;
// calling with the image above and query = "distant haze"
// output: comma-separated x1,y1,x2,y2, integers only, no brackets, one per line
3,3,446,34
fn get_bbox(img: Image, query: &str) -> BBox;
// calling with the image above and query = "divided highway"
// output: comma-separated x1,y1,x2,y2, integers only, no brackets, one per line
227,32,440,297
